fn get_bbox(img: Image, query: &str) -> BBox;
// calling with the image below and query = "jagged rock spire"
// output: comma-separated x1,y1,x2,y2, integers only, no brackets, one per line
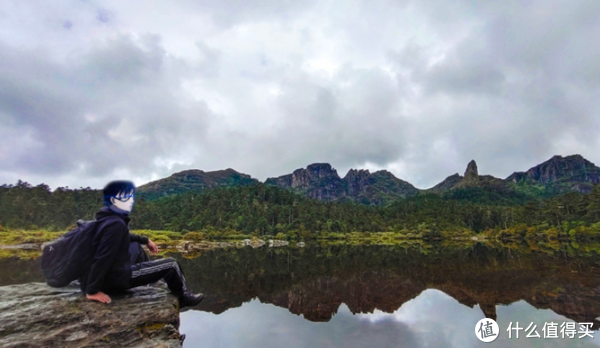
464,160,479,183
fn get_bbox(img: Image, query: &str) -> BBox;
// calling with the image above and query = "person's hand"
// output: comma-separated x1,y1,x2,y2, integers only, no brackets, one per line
86,291,111,303
148,240,159,254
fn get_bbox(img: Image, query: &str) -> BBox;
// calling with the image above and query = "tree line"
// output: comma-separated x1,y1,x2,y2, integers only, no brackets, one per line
1,180,599,240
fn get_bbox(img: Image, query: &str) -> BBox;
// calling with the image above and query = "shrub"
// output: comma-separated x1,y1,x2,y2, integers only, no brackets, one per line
182,232,204,242
546,227,559,241
524,227,538,241
422,229,443,241
569,225,600,241
275,232,287,240
150,235,171,243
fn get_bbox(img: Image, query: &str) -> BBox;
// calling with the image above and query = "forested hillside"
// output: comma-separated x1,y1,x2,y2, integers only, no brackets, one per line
1,180,599,241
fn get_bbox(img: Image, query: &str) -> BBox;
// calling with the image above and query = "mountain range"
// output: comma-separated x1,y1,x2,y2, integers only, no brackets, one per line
137,154,600,204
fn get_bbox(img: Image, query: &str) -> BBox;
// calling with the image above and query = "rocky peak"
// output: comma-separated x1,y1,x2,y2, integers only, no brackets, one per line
267,163,345,201
344,169,371,181
371,170,396,179
464,160,480,184
340,169,419,203
506,154,600,191
288,163,342,190
428,159,507,193
344,169,373,197
266,164,419,204
304,163,340,179
265,163,342,193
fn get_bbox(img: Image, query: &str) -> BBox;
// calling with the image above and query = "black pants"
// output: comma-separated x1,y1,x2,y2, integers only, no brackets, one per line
127,242,188,297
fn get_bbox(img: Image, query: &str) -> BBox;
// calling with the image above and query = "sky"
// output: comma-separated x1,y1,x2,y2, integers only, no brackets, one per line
1,0,599,190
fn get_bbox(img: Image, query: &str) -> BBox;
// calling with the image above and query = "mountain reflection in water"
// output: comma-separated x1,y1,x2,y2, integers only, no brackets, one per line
2,243,600,347
175,243,600,347
175,244,600,327
181,290,599,348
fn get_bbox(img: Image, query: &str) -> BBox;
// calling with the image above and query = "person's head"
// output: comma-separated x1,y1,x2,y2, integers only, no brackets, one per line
103,180,136,213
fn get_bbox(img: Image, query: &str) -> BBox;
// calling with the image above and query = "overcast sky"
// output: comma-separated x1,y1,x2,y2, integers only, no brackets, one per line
1,0,599,190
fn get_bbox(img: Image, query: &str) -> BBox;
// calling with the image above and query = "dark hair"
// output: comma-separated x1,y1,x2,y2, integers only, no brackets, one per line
103,180,136,206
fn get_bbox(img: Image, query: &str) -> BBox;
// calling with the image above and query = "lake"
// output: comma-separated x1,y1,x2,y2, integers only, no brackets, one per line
2,242,600,347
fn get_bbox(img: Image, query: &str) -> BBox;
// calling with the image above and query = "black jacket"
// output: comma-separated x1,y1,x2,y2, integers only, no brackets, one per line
79,207,149,294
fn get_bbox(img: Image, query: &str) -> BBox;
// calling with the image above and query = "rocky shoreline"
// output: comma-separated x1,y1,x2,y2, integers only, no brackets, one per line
0,239,302,259
174,238,301,253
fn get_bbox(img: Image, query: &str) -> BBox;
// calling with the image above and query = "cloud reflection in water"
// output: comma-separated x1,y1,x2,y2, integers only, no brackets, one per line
181,289,600,348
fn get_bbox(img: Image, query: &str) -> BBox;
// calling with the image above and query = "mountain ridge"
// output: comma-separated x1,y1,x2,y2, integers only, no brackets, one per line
137,154,600,204
506,154,600,194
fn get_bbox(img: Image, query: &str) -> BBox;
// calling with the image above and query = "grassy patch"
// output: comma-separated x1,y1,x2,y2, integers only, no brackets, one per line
0,230,64,245
0,248,41,259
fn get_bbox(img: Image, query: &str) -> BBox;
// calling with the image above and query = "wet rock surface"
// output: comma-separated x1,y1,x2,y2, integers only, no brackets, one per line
0,282,182,348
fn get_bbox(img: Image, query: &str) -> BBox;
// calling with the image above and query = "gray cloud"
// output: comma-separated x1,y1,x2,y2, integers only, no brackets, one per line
382,0,600,186
217,66,409,180
0,32,212,187
0,0,599,190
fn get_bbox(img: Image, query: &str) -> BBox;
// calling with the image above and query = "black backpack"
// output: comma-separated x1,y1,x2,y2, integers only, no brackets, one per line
41,216,119,287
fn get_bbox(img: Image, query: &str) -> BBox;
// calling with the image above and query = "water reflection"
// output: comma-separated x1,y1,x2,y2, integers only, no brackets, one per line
174,243,600,329
0,257,42,286
181,290,600,348
2,243,600,347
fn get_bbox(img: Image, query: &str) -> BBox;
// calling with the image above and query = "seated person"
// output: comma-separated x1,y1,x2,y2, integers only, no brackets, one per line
79,180,203,308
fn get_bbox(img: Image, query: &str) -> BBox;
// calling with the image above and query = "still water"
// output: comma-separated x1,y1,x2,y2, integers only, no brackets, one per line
2,242,600,347
173,243,600,348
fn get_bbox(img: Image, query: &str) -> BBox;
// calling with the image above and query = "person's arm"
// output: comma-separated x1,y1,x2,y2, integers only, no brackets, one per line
85,222,128,296
129,233,149,245
130,233,158,254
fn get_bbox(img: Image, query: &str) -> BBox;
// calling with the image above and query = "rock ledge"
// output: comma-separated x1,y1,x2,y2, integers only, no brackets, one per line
0,282,182,348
